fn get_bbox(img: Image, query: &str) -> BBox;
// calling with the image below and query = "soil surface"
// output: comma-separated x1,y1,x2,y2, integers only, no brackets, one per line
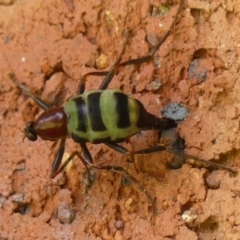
1,0,240,239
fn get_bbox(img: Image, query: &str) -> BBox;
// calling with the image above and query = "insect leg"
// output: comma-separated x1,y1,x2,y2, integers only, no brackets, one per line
98,29,129,90
104,142,136,163
89,164,155,214
106,141,142,163
119,0,184,67
80,143,93,164
9,73,50,110
51,143,96,188
104,142,131,155
51,150,90,179
77,71,109,94
77,30,130,93
105,142,237,174
50,138,66,178
53,148,156,212
134,146,237,174
80,143,96,187
98,0,183,90
105,141,182,168
77,0,183,93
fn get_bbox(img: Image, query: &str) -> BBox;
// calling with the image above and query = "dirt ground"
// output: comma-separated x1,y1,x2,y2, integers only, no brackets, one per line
1,0,240,239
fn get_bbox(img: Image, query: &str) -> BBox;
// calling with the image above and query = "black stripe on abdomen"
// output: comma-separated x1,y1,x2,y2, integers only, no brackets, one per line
72,97,88,132
87,92,107,131
114,92,130,128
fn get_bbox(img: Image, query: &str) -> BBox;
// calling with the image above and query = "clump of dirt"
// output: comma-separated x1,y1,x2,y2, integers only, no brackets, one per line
1,0,240,239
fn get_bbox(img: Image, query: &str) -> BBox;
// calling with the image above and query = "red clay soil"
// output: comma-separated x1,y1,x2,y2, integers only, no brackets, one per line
1,0,240,239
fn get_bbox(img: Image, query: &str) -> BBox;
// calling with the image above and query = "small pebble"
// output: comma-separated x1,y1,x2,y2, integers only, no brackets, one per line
95,54,109,70
124,198,136,213
205,171,221,189
58,205,75,224
115,220,124,230
162,102,189,121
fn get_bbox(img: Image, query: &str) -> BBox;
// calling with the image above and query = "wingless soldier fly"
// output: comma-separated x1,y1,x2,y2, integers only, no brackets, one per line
9,0,236,210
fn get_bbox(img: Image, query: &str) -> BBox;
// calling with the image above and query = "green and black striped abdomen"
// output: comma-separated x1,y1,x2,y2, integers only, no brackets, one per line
64,89,143,143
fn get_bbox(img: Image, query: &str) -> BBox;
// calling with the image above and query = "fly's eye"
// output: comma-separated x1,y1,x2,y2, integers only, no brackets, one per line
27,132,37,141
23,121,38,141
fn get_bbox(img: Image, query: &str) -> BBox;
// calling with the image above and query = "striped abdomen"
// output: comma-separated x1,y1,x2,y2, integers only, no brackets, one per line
64,89,140,143
64,89,173,144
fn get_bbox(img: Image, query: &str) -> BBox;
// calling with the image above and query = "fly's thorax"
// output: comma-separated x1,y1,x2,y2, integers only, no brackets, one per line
34,106,68,141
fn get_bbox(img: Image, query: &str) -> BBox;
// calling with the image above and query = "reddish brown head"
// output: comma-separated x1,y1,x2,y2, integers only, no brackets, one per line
23,107,68,141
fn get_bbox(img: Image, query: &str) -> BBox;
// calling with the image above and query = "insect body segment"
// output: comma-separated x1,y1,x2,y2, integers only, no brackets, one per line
65,89,140,143
65,89,174,144
25,107,68,141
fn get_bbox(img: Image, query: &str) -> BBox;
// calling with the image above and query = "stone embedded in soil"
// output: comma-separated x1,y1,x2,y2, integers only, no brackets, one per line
182,209,198,227
95,53,109,70
188,59,207,83
115,220,124,230
124,197,137,213
55,189,75,224
41,72,67,106
151,78,162,90
57,205,75,224
55,174,67,186
11,192,27,204
10,193,30,215
162,102,189,121
205,171,221,189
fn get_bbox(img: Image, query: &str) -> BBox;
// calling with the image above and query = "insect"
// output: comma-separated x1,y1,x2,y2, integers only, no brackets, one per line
9,0,236,187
